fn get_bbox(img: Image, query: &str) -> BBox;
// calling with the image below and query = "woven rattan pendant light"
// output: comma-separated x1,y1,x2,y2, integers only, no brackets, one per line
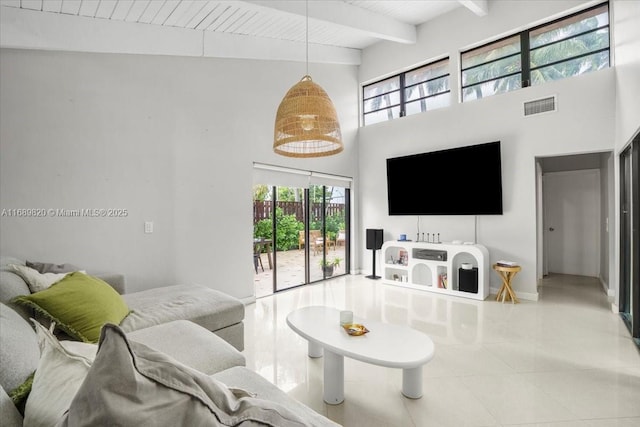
273,1,343,158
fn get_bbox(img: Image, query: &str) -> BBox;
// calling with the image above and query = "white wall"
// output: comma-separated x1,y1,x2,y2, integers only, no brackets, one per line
357,1,617,300
611,0,640,309
613,0,640,150
600,152,615,295
0,49,359,299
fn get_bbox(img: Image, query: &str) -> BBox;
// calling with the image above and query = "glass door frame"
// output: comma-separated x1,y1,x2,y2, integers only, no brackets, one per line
270,185,307,294
619,135,639,346
255,182,350,296
309,184,350,283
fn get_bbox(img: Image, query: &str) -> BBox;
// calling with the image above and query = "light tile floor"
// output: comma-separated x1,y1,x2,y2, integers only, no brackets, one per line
242,273,640,427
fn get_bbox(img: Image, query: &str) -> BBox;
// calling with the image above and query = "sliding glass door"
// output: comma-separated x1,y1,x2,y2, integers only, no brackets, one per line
620,136,639,347
252,166,351,298
253,184,307,297
273,185,307,293
309,184,348,282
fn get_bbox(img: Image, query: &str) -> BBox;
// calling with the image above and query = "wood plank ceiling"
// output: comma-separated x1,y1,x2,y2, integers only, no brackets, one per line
0,0,489,64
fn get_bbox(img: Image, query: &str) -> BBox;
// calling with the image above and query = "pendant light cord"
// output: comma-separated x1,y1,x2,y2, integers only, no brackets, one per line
305,0,309,76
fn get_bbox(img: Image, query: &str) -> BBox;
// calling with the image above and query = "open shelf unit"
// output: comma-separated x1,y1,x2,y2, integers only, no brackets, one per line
381,241,489,300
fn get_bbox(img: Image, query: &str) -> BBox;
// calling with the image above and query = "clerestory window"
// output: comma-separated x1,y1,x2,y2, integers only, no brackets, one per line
362,58,450,126
461,2,609,102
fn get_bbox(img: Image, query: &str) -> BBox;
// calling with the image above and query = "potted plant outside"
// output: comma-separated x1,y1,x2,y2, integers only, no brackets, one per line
319,257,342,277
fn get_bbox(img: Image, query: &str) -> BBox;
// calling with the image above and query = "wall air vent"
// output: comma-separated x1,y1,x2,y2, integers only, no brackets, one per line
524,95,557,117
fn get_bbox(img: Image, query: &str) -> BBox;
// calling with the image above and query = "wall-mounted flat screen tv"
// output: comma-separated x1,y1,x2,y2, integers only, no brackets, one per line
386,141,503,215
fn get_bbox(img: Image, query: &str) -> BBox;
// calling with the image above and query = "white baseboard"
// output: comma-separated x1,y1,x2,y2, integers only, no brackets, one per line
599,276,615,298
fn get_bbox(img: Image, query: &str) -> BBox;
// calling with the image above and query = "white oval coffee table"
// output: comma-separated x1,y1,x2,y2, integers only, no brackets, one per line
286,305,435,405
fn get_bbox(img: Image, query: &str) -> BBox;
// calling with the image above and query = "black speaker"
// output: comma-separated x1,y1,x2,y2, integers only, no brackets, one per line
366,229,383,280
366,229,383,250
458,268,478,293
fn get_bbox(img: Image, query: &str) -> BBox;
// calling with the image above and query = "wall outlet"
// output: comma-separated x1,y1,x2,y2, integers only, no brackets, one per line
144,221,153,233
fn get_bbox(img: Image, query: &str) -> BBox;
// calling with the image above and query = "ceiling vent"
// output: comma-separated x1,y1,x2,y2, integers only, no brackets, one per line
524,95,557,117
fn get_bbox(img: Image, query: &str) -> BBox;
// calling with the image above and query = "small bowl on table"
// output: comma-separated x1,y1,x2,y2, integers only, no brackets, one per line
342,323,370,336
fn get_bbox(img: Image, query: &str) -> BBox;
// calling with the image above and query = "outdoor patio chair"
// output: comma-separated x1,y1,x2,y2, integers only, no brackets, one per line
253,252,264,273
298,230,305,250
309,230,324,255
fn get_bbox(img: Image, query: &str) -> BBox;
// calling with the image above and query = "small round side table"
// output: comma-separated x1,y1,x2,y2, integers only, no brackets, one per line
492,264,521,304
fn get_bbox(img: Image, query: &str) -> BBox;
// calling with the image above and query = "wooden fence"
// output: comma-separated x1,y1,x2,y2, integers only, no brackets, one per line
254,201,344,223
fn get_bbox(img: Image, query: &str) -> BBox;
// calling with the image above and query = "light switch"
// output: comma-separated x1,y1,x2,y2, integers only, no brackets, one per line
144,221,154,233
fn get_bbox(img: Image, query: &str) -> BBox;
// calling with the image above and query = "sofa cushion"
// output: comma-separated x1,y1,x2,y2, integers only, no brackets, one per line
59,324,311,427
26,261,81,274
13,272,130,343
6,264,70,293
121,284,244,335
91,272,126,294
127,320,245,375
0,386,23,427
0,270,32,319
23,321,94,427
0,302,40,396
213,367,340,427
212,322,244,352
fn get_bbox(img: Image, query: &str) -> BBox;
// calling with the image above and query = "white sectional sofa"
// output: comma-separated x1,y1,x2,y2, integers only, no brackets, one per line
0,256,339,427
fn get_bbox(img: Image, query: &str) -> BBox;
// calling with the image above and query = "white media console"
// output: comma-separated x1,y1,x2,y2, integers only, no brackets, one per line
381,241,489,300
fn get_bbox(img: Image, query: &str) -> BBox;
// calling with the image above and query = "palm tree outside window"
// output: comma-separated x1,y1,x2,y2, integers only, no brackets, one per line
361,2,609,124
362,59,451,126
461,2,609,102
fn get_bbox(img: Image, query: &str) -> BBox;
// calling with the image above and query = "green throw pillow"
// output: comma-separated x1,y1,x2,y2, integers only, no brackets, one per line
9,371,35,416
13,272,130,343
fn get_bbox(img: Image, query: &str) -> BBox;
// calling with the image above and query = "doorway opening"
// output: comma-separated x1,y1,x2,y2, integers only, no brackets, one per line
535,151,614,299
